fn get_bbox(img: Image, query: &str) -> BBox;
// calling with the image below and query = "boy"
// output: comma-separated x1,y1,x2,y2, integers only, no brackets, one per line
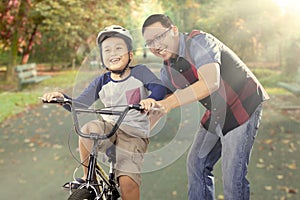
42,25,166,200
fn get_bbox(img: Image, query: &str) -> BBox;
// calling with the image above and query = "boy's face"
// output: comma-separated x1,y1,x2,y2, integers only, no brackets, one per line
143,22,179,61
102,37,131,71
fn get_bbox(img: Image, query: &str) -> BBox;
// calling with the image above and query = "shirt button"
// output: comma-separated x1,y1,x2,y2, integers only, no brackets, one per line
204,103,208,106
179,69,183,72
213,108,217,111
185,84,189,87
214,121,218,124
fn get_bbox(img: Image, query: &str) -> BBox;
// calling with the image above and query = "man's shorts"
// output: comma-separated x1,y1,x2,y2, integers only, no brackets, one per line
81,120,148,186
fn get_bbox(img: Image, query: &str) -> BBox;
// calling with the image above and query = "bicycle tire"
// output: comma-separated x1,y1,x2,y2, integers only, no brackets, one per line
67,188,95,200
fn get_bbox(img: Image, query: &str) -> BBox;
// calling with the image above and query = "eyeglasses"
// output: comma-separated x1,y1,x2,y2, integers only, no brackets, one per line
144,27,172,48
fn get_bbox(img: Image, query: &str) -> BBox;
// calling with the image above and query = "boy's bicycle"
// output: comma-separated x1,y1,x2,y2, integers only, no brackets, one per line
42,97,143,200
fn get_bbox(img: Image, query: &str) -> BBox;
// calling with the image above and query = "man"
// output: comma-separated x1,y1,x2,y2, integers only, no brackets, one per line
142,14,269,200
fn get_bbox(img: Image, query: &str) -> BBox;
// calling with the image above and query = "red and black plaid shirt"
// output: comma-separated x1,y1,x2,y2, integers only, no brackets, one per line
161,31,269,135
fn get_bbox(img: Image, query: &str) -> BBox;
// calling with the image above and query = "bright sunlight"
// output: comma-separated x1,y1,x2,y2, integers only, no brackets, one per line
273,0,300,15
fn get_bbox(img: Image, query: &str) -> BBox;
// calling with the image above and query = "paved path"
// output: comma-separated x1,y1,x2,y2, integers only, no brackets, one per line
0,103,73,199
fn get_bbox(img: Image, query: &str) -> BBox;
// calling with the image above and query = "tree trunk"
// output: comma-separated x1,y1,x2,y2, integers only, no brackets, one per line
21,24,38,64
5,32,18,82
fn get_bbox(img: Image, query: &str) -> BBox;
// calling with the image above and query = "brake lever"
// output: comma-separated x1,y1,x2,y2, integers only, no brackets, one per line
129,104,144,111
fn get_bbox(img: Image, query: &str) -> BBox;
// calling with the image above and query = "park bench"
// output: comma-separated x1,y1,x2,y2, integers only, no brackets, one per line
15,63,51,90
277,68,300,110
277,68,300,97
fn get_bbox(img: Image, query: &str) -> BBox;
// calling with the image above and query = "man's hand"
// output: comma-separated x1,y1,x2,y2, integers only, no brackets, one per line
155,99,171,114
145,99,166,129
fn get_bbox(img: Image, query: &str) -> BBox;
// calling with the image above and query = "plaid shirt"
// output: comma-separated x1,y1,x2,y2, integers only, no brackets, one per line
161,31,269,135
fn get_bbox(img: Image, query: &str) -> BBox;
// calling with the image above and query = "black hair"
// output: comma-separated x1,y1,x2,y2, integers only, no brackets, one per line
142,14,174,35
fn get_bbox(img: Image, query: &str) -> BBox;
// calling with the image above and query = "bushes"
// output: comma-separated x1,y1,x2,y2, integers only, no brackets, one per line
252,68,283,87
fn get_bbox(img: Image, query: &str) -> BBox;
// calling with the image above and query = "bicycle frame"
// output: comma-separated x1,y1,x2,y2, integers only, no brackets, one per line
42,97,142,200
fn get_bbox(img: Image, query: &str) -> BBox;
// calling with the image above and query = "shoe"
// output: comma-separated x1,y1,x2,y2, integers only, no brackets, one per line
62,178,85,190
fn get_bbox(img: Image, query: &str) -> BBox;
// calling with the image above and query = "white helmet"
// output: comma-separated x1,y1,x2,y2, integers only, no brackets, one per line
96,25,133,48
96,25,133,76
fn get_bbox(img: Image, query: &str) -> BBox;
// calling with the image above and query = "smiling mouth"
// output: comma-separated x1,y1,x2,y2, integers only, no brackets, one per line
156,48,167,55
110,58,121,64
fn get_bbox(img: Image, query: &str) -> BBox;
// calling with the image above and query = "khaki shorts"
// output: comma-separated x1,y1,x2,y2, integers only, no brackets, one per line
81,120,148,186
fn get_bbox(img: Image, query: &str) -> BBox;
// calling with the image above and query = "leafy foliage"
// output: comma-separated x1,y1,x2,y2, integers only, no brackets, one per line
158,0,300,73
0,0,137,79
1,0,300,80
31,0,134,64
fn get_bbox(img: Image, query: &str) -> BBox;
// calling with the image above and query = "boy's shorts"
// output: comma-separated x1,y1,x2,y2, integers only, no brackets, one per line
81,120,148,186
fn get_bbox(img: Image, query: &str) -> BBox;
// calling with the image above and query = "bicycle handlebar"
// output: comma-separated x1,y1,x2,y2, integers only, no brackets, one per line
40,97,143,140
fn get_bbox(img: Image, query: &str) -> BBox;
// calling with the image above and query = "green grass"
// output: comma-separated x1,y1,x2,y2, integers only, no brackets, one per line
0,70,79,123
252,68,284,88
0,92,41,122
38,70,78,88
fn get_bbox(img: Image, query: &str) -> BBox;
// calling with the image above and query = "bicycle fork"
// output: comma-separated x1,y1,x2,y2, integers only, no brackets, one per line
107,146,120,199
85,139,101,196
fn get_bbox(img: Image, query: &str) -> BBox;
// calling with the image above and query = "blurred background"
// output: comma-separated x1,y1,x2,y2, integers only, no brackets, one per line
1,0,300,84
1,0,300,199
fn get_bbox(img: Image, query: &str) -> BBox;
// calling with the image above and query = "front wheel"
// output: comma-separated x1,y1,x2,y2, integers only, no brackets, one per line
67,188,95,200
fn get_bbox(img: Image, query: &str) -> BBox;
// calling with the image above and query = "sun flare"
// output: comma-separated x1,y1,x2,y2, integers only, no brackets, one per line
273,0,300,12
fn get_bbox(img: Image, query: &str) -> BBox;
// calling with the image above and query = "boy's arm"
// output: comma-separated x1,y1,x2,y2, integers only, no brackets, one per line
147,83,167,101
137,66,168,128
42,76,102,112
140,81,167,111
140,65,168,101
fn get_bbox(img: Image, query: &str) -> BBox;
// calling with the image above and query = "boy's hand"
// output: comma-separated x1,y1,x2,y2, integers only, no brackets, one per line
42,92,64,102
139,98,156,112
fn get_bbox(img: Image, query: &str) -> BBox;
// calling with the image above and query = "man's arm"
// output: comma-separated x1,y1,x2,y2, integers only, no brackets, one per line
157,62,220,113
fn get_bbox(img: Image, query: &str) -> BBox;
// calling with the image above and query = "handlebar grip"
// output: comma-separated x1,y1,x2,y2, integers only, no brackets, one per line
40,97,71,104
129,104,144,111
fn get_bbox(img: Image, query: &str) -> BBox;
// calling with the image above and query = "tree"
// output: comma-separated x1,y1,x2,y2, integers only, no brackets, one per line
157,0,300,66
158,0,201,31
0,0,137,81
0,0,35,81
31,0,135,69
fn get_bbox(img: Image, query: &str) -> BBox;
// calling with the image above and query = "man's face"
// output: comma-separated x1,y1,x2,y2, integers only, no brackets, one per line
143,22,178,60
